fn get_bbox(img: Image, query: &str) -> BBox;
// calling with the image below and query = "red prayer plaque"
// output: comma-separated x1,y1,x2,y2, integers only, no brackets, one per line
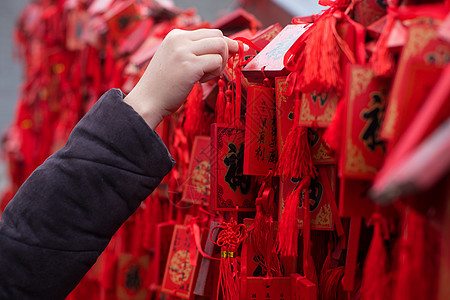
279,166,336,231
245,277,292,300
211,124,257,211
161,225,199,299
116,254,150,300
182,136,211,206
224,24,281,90
298,91,339,128
244,85,278,175
275,77,294,157
381,24,450,146
341,65,390,180
242,24,311,83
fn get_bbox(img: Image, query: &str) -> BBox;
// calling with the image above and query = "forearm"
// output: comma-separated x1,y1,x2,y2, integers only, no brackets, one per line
0,89,174,299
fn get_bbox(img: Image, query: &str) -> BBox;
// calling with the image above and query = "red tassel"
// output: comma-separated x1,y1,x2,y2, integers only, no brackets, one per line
277,177,309,257
361,213,390,300
183,82,204,139
320,241,334,283
393,208,440,300
216,78,226,123
303,185,318,283
224,90,234,126
319,266,345,300
298,12,342,94
249,172,283,276
369,1,398,77
323,99,344,155
277,126,316,179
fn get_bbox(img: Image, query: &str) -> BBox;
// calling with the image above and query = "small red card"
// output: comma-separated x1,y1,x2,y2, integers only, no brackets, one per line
161,225,200,299
242,24,311,83
279,166,336,231
381,24,450,146
298,91,339,128
211,124,257,211
182,136,211,206
244,85,278,175
341,64,390,180
117,254,150,300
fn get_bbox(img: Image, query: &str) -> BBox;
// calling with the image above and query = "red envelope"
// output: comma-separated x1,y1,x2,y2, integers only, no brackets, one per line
182,136,211,206
244,85,278,175
161,225,200,299
211,124,257,211
341,64,390,180
279,166,336,231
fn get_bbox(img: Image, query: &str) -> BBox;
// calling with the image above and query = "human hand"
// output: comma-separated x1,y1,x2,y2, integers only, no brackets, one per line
124,29,240,130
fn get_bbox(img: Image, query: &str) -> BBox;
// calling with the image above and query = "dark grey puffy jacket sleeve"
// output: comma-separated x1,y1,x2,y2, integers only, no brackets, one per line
0,89,175,299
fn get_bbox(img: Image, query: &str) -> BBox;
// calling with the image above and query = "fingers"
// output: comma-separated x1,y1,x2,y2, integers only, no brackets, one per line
195,54,224,82
191,37,228,56
185,28,224,41
224,36,240,54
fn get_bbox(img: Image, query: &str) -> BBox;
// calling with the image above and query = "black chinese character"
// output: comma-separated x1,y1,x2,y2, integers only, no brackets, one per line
292,176,322,212
125,264,141,292
361,92,386,152
310,92,328,106
223,143,251,193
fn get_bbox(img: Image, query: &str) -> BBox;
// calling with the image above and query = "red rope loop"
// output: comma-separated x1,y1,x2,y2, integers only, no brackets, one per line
211,219,247,250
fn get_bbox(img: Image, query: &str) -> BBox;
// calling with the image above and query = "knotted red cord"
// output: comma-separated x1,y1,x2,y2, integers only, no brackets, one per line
211,219,247,300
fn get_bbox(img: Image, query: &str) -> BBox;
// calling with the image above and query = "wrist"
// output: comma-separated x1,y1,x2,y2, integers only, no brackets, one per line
124,90,166,130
